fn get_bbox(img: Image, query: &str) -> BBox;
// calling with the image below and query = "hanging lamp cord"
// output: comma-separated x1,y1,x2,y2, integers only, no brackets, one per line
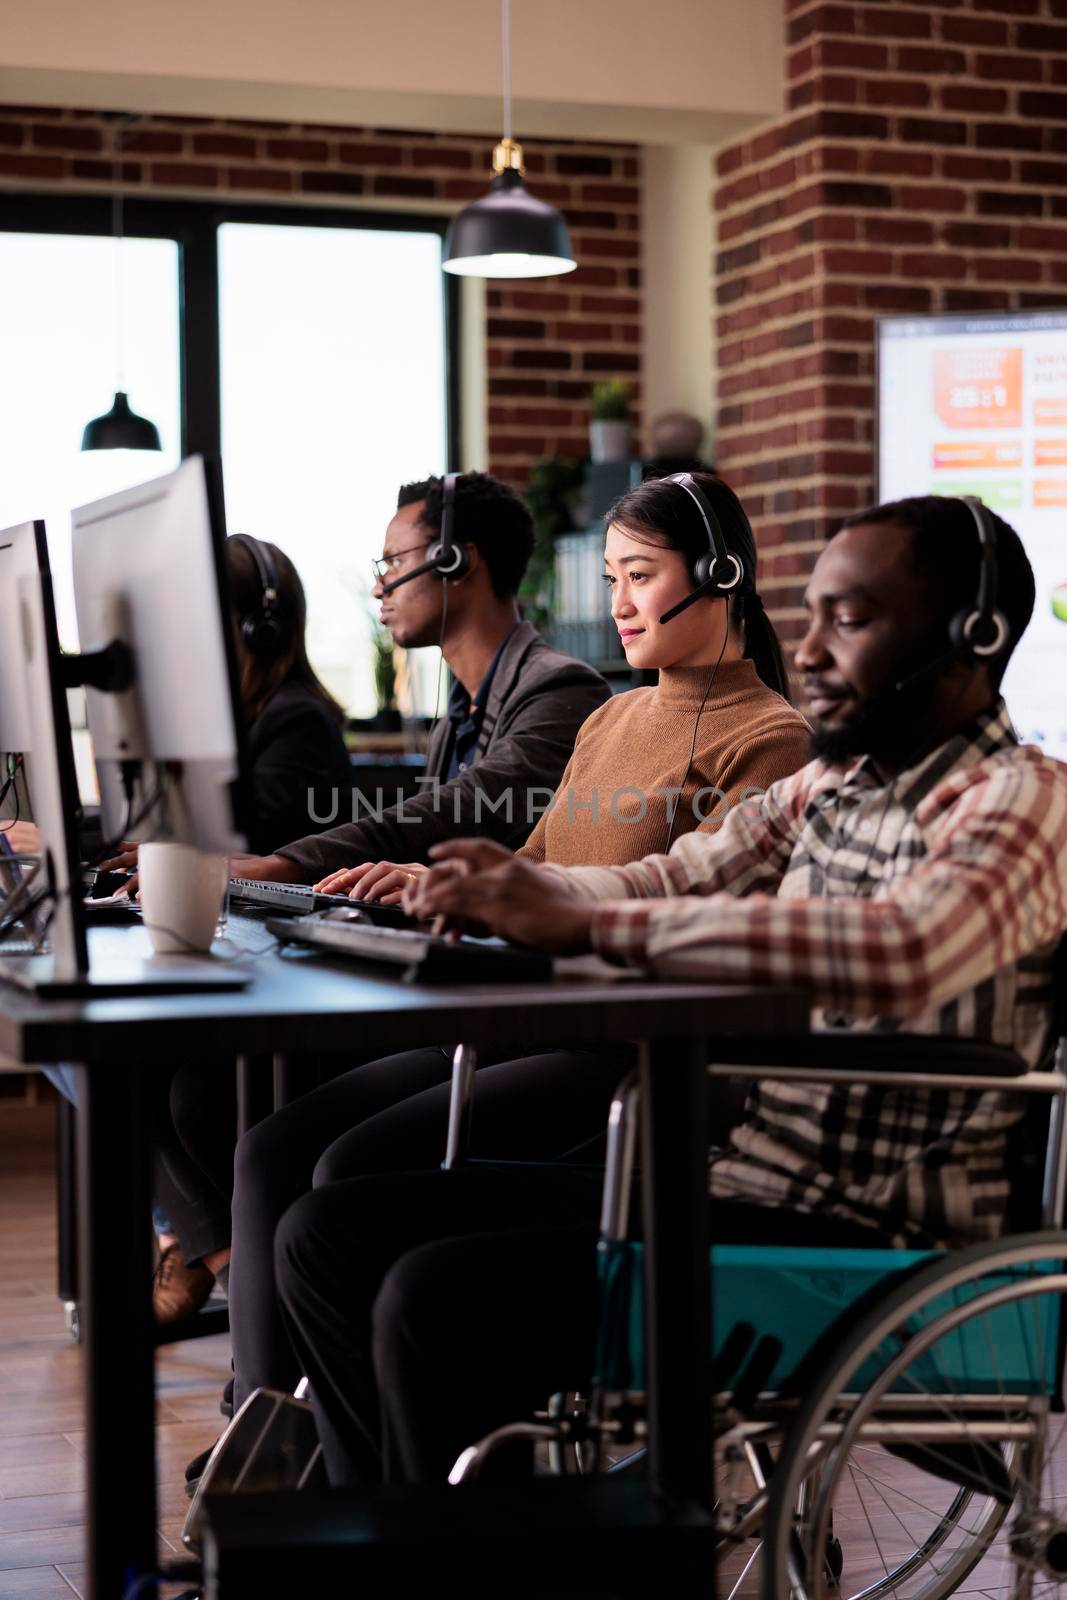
112,112,136,393
501,0,512,141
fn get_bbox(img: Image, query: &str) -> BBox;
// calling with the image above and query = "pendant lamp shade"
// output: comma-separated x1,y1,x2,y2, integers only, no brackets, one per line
81,113,163,452
442,2,576,281
81,390,163,452
443,148,576,279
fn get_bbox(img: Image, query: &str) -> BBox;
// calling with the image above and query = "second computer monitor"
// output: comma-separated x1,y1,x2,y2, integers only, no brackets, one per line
71,456,249,854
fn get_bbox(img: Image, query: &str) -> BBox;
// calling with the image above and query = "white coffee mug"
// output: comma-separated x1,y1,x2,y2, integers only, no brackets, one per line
138,843,229,955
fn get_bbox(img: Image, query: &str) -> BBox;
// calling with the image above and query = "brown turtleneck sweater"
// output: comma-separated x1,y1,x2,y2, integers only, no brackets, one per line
519,659,810,868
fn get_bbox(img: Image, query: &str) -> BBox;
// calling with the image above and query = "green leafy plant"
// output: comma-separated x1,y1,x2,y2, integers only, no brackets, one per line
370,614,397,712
519,454,587,627
590,378,631,421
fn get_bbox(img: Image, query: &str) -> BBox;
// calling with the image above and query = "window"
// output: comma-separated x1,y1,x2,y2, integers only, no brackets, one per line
218,221,449,716
0,230,181,649
0,197,457,721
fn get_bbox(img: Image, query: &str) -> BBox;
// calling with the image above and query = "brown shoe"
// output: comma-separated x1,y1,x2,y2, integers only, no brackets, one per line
153,1242,213,1324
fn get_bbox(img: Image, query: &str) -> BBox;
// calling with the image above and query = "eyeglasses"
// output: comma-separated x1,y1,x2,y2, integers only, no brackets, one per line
371,542,431,583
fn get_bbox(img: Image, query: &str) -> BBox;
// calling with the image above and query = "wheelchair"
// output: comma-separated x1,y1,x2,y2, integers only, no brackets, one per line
449,942,1067,1600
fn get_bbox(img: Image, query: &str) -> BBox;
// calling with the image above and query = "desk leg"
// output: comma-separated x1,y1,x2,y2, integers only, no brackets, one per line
272,1053,291,1109
75,1060,158,1600
639,1036,712,1508
56,1094,78,1316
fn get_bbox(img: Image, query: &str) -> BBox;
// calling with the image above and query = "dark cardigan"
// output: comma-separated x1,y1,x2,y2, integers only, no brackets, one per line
277,622,610,877
245,681,354,857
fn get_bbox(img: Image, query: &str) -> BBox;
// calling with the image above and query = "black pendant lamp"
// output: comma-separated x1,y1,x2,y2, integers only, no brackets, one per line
82,390,161,451
82,114,162,452
443,1,576,280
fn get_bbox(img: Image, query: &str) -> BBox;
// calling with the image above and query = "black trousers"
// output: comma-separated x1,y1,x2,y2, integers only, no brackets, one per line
150,1060,237,1266
227,1044,635,1410
274,1165,887,1488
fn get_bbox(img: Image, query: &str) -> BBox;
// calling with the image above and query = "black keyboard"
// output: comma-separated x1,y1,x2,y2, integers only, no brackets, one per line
83,867,136,899
267,909,552,984
83,898,142,926
229,877,411,928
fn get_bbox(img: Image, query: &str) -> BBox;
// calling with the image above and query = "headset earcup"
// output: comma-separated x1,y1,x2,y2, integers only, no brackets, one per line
691,551,712,587
427,541,471,581
949,604,1010,666
948,607,973,662
241,615,284,656
690,552,743,593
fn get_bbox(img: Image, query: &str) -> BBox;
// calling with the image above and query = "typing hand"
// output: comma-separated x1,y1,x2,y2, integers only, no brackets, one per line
95,841,139,872
313,861,426,905
230,853,302,884
403,840,595,955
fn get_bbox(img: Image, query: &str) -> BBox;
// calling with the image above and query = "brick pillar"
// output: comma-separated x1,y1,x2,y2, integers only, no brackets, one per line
714,0,1067,653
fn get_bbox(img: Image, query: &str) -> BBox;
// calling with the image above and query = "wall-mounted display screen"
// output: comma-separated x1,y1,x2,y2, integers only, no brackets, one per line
879,310,1067,763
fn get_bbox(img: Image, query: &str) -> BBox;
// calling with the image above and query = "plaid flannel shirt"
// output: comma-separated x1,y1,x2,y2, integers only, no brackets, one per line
541,702,1067,1246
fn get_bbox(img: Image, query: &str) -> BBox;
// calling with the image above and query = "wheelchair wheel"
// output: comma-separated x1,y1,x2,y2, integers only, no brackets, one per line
760,1233,1067,1600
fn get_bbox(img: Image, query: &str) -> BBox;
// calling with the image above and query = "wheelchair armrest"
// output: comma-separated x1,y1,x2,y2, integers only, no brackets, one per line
708,1033,1030,1078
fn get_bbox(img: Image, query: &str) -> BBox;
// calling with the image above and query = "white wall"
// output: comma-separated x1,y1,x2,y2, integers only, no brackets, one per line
641,143,717,454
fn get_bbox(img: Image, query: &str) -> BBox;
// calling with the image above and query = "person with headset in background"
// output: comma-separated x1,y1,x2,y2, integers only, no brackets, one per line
98,532,354,864
226,533,355,854
226,471,611,895
266,495,1067,1490
183,472,810,1486
148,533,353,1322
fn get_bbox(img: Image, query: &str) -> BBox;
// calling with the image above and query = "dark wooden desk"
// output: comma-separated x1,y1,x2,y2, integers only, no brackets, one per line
0,914,808,1600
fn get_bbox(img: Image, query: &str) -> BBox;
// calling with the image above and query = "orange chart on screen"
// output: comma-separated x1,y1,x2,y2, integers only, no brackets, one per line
1034,399,1067,427
933,347,1023,430
932,441,1022,469
1033,480,1067,507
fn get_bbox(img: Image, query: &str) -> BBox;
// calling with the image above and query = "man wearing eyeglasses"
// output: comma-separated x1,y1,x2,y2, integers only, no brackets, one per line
229,471,610,898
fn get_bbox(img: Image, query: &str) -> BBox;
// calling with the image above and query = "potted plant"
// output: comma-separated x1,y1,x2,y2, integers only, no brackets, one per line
589,379,632,464
370,614,401,731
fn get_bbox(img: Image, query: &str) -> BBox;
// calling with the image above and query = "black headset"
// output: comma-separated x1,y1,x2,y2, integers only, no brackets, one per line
429,472,471,581
380,473,471,594
231,534,286,656
894,495,1010,694
658,472,745,624
950,495,1010,662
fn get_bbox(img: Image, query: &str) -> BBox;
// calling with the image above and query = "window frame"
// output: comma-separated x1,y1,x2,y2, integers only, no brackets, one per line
0,191,462,468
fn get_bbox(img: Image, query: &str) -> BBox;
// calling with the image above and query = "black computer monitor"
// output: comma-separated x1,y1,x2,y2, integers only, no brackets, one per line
71,455,250,853
0,519,89,980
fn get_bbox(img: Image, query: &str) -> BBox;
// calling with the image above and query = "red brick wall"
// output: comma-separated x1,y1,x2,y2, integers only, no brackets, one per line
714,0,1067,650
0,105,643,489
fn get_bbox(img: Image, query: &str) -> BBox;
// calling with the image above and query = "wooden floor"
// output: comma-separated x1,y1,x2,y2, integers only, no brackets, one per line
3,1104,1065,1600
0,1105,230,1599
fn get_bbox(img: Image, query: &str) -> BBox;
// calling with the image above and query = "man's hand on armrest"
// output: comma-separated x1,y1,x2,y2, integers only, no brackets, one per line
229,852,306,884
404,838,596,955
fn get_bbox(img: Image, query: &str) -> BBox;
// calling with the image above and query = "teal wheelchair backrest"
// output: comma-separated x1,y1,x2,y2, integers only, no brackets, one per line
594,1241,1063,1398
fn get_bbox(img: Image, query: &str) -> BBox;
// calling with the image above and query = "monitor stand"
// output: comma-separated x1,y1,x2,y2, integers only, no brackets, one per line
0,950,250,997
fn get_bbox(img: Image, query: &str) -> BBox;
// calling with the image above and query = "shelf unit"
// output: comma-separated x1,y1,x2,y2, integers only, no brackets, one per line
542,459,644,689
